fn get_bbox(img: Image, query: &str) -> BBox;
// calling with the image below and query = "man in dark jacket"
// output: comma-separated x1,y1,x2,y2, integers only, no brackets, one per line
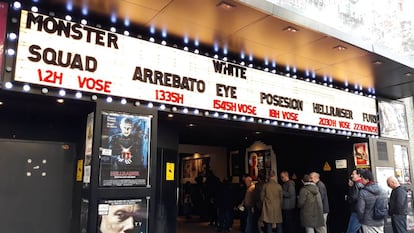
298,174,325,233
346,169,364,233
356,169,387,233
310,172,329,231
280,171,296,233
387,176,408,233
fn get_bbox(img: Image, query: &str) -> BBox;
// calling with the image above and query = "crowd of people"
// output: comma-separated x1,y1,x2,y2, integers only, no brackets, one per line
346,169,408,233
182,168,409,233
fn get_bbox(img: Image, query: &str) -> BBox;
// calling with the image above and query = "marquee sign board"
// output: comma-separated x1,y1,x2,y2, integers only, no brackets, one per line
14,11,378,135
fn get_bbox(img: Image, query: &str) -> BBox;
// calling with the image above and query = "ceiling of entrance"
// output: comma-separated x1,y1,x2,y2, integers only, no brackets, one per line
30,0,414,100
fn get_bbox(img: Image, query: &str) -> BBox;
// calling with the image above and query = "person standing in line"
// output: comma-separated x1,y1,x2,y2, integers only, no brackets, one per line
297,174,326,233
387,176,408,233
253,170,266,233
310,172,329,232
205,169,220,227
346,169,365,233
355,169,387,233
280,171,296,233
217,178,236,232
260,170,283,233
239,176,256,233
238,174,249,232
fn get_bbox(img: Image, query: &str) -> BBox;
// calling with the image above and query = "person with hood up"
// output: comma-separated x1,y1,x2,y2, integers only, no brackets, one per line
297,174,326,233
355,169,387,233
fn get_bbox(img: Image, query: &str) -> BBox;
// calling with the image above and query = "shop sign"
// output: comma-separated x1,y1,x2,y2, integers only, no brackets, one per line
14,11,378,135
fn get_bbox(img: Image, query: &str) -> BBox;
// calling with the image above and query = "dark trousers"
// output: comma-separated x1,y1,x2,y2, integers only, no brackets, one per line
208,202,217,226
264,222,283,233
218,206,233,230
391,215,407,233
282,209,295,233
240,210,247,232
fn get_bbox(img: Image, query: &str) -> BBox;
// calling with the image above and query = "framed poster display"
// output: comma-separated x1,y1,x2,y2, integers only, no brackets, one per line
353,142,370,168
247,149,271,181
394,145,411,184
99,111,151,186
181,154,210,183
229,150,242,177
98,199,148,233
83,112,94,184
378,99,409,140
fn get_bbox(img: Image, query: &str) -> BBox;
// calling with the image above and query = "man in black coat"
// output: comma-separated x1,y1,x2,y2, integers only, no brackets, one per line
387,176,408,233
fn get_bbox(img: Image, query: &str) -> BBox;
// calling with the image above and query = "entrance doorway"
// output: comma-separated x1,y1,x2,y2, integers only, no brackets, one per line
0,139,76,233
160,113,364,233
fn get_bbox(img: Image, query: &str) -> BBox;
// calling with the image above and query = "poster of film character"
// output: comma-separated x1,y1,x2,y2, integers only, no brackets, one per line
99,111,151,186
98,199,148,233
247,149,271,181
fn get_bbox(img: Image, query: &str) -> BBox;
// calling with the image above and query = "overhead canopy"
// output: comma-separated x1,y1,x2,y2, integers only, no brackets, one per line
14,0,414,99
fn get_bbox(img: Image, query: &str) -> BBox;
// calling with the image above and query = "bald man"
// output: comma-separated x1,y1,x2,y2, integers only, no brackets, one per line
310,172,329,231
387,176,408,233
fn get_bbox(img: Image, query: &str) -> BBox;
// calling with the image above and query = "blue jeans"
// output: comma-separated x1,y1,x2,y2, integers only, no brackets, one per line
245,208,254,233
391,215,407,233
346,212,361,233
245,208,259,233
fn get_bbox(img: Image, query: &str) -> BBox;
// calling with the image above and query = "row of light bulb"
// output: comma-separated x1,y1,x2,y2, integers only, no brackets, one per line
3,81,379,138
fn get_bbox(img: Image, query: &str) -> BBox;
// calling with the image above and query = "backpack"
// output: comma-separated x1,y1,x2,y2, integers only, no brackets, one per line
373,195,388,220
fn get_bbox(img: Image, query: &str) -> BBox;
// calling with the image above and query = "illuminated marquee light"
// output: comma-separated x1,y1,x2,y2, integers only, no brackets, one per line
8,8,378,136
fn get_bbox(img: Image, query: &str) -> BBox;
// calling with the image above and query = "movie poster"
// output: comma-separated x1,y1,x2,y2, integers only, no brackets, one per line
98,199,148,233
181,155,210,183
353,142,370,168
394,145,411,184
83,112,94,184
247,149,270,181
99,111,151,186
378,100,409,140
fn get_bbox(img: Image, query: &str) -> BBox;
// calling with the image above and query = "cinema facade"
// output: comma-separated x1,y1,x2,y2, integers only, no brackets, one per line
0,2,413,233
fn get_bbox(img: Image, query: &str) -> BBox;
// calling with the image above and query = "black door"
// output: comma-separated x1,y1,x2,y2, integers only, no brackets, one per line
0,139,75,233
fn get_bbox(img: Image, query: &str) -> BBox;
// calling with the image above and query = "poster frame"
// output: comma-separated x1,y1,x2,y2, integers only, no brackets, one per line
97,198,149,233
353,142,370,168
246,146,276,181
98,110,152,187
378,99,409,140
180,153,210,184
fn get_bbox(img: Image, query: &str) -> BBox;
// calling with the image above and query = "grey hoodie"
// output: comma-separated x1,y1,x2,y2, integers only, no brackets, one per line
297,182,325,227
356,182,387,226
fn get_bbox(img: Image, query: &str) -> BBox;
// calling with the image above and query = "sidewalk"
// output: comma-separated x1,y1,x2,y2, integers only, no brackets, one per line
177,216,241,233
